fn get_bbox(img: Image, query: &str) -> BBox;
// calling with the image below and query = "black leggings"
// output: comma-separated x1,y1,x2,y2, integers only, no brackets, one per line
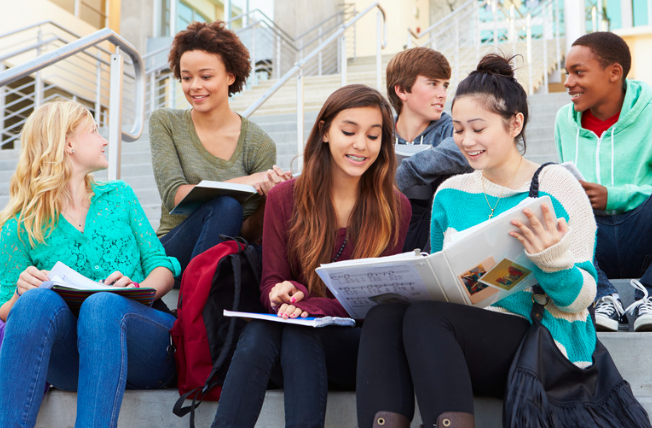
356,301,530,428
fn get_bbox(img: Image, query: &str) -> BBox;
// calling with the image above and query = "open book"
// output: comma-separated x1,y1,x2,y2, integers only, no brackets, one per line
223,310,356,328
170,180,257,215
316,196,556,319
46,262,156,310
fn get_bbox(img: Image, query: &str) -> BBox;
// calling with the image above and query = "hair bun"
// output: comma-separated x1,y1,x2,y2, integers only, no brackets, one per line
475,53,516,79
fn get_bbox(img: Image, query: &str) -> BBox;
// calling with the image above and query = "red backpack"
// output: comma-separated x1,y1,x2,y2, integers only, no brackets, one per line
170,236,264,426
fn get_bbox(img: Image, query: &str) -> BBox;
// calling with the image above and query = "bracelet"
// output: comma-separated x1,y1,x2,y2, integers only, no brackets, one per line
132,282,140,288
15,289,21,297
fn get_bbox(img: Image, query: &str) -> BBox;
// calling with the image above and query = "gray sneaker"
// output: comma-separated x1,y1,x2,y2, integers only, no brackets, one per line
625,280,652,332
594,294,625,331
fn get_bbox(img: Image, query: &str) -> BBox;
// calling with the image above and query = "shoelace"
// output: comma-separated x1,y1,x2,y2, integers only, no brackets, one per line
594,294,624,317
625,280,652,315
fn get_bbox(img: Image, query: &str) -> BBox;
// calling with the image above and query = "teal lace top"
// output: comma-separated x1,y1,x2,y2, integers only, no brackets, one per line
0,181,181,305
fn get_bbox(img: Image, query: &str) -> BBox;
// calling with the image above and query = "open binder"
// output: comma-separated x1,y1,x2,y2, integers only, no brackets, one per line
316,196,556,319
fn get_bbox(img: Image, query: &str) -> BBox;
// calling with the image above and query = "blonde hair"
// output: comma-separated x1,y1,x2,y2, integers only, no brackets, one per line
0,99,96,246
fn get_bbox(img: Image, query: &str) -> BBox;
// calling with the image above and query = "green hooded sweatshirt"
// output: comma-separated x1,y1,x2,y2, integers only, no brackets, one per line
555,79,652,214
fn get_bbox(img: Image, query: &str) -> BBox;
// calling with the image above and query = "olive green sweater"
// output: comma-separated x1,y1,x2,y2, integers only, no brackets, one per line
149,109,276,237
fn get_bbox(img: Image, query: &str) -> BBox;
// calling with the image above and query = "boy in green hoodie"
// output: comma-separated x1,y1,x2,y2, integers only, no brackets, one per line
555,32,652,332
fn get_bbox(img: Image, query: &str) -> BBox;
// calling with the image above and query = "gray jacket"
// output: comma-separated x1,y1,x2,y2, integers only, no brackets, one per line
395,113,472,192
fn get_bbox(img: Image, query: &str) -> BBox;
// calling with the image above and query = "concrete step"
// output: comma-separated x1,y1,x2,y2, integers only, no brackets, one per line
34,280,652,427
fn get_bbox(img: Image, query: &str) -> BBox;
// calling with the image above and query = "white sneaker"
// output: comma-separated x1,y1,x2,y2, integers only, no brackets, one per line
624,280,652,332
594,294,625,331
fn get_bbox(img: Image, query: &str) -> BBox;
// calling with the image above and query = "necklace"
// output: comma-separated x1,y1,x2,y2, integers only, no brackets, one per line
481,156,523,219
64,211,84,229
332,236,348,262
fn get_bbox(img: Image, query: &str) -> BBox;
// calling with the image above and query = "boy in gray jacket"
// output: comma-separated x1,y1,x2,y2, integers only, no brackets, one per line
389,47,471,251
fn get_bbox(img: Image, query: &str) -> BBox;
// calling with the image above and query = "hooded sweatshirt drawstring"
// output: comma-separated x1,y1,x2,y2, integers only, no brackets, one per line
610,127,616,187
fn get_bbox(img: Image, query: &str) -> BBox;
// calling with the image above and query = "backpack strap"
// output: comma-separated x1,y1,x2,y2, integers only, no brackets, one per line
172,238,248,426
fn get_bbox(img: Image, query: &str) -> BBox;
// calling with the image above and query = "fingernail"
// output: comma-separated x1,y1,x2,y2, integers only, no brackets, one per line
291,297,296,303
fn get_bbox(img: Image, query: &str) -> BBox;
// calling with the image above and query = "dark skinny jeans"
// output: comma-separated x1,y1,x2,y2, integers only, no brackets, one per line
212,320,361,428
356,302,530,428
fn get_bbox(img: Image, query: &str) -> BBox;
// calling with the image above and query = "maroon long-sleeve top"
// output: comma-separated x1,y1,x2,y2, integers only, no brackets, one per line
260,179,412,317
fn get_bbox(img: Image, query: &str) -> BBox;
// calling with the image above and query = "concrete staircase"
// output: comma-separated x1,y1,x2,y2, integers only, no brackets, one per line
33,279,652,427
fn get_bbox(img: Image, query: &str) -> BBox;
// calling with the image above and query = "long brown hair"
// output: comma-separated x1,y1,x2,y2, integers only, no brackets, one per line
288,84,401,297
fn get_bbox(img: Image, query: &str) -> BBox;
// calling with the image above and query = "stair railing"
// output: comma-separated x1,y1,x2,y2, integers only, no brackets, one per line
0,28,145,180
241,2,386,168
406,0,564,95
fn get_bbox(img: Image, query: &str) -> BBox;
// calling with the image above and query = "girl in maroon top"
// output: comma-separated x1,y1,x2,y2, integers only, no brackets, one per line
212,84,411,428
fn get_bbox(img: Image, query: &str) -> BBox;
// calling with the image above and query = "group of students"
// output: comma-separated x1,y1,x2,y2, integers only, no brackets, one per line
0,18,646,428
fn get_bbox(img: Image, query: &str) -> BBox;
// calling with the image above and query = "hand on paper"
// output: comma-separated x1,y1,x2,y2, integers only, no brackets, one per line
17,266,49,296
509,204,568,254
579,180,608,210
254,165,293,196
269,281,308,318
102,271,138,288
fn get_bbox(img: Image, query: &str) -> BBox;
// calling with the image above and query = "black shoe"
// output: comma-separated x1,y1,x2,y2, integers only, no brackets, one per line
625,280,652,332
594,294,625,331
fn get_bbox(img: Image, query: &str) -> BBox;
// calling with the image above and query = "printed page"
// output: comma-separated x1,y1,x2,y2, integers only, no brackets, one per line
317,255,445,319
170,180,257,215
48,262,114,290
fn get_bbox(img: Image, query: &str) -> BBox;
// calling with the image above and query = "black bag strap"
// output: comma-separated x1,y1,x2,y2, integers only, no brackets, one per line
527,162,556,325
173,236,248,427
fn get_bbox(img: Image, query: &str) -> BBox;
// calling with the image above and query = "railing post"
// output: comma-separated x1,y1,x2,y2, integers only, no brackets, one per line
276,35,281,80
542,3,549,93
108,50,124,180
492,0,498,45
454,17,460,85
340,33,347,87
250,25,257,87
74,0,81,17
510,5,516,55
149,72,156,116
376,9,382,90
296,67,304,172
318,27,323,76
555,0,561,72
35,28,43,108
527,14,533,95
0,63,5,148
95,50,102,124
474,1,480,62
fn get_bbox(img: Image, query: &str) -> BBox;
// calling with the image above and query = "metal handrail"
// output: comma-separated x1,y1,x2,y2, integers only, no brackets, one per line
243,2,386,117
0,28,145,180
242,2,386,167
0,28,144,141
408,0,484,40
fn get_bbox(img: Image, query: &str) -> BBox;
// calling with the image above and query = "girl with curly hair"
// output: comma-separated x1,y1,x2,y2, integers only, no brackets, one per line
151,21,289,274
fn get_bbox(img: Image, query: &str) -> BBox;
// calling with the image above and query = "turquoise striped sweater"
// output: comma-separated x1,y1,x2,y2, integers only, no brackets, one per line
430,165,598,367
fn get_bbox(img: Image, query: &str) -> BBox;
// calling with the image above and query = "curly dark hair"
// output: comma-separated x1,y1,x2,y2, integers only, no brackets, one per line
168,21,252,95
572,32,631,79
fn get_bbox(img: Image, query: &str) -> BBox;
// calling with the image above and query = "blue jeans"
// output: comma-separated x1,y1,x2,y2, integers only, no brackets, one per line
595,195,652,300
212,320,361,428
161,196,244,273
0,289,176,428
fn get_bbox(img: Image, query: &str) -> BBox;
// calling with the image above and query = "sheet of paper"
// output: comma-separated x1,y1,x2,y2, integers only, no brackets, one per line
48,262,114,290
320,262,432,319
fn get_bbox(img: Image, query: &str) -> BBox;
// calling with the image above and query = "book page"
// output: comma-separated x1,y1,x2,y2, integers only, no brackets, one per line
318,260,437,319
48,262,114,290
223,310,355,327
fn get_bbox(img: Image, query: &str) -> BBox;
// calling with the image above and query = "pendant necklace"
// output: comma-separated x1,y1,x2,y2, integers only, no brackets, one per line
333,236,348,262
481,156,523,219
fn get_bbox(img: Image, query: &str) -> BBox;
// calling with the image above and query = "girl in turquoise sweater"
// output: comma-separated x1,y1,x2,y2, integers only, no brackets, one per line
0,100,180,427
356,54,598,428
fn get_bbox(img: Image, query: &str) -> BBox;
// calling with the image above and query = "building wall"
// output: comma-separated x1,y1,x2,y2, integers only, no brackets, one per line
614,26,652,84
272,0,339,39
351,0,430,57
120,0,154,54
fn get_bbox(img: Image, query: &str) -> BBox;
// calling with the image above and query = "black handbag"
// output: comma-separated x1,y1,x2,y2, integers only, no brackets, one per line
503,163,651,428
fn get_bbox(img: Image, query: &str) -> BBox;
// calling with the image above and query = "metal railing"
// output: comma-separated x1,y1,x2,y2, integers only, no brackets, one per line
241,2,387,167
0,26,145,180
406,0,564,95
142,5,358,118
